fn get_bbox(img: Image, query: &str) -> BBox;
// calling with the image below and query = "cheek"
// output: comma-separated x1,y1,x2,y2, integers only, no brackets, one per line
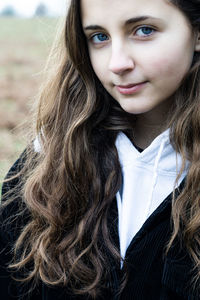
89,52,107,82
149,57,179,78
146,45,193,81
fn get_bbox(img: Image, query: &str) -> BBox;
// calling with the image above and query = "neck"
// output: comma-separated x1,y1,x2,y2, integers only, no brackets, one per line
132,101,172,149
133,121,165,149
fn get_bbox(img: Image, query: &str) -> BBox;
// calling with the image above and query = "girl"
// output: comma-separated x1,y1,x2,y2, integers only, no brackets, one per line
1,0,200,299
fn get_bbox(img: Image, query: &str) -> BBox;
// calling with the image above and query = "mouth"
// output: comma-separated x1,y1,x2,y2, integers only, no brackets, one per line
116,81,148,95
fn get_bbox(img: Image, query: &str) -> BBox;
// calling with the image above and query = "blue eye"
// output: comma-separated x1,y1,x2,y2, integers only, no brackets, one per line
91,33,109,44
135,26,155,37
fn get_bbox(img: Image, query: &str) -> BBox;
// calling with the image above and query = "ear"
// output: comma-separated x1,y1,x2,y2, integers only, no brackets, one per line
195,31,200,52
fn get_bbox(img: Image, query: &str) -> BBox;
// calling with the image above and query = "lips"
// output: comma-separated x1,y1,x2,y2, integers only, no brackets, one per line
118,83,141,88
116,81,147,95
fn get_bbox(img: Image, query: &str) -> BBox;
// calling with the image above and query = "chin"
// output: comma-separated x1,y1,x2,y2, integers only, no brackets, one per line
117,95,162,115
119,103,152,115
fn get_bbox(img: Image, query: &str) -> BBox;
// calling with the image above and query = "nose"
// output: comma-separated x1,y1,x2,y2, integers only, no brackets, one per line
108,46,134,75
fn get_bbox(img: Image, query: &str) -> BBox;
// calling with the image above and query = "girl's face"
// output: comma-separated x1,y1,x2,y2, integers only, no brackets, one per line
81,0,200,117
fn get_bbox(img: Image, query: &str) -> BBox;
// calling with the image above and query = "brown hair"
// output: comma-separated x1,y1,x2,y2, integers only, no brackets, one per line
2,0,200,297
166,0,200,288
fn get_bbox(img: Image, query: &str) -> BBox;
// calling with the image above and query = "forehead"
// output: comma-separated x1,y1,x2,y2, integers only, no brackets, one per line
81,0,180,25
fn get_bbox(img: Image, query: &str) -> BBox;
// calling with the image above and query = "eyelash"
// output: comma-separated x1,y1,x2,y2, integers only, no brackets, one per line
89,25,156,45
135,26,156,37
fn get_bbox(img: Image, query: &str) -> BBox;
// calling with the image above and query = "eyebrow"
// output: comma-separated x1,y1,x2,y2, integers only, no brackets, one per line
83,16,162,31
125,16,162,25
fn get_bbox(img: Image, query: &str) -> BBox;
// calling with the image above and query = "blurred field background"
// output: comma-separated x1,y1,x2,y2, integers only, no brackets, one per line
0,16,59,188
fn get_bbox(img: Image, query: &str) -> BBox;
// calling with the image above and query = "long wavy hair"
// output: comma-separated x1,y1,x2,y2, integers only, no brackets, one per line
2,0,200,297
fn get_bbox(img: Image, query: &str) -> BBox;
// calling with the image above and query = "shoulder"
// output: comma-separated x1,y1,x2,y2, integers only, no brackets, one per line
0,150,41,299
0,150,30,242
1,150,27,199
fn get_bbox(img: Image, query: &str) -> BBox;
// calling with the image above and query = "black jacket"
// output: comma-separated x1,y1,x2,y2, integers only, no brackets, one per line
0,155,199,299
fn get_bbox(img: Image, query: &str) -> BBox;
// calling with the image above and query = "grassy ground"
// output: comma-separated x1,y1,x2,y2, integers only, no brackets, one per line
0,17,59,191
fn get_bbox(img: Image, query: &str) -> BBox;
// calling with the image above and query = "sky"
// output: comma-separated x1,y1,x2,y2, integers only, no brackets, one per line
0,0,68,17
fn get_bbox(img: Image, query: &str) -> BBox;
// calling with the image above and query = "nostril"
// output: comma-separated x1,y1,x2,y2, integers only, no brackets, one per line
108,57,135,74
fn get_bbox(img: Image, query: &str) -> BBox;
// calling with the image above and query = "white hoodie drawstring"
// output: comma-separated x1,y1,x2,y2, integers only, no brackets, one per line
145,137,166,218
